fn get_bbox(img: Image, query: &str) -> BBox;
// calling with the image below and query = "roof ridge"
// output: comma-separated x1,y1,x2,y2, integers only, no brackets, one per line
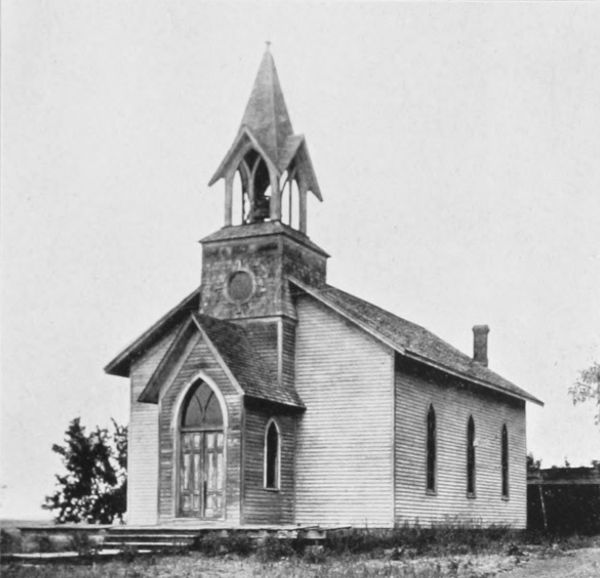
323,284,474,362
291,278,542,406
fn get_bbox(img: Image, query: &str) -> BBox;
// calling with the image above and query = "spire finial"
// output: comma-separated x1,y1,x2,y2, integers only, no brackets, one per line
265,41,271,52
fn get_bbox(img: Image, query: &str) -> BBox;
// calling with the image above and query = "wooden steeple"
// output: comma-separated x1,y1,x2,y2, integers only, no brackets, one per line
209,46,321,233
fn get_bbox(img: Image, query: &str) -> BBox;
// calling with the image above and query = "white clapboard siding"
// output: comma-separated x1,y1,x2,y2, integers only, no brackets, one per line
395,361,527,528
128,328,179,525
242,408,296,525
294,296,395,527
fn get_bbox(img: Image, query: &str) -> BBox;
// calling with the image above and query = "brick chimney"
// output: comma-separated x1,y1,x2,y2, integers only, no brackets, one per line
472,325,490,366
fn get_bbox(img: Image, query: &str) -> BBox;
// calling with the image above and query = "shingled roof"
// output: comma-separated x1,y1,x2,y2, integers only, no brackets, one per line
106,277,541,407
237,47,294,167
193,314,304,408
110,305,304,409
290,278,543,406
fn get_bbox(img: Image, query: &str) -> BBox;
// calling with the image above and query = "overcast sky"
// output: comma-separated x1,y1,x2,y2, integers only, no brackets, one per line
2,1,599,519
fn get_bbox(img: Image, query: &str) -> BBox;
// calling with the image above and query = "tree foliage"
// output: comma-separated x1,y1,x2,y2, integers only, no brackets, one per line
569,362,600,426
44,418,127,524
527,452,541,473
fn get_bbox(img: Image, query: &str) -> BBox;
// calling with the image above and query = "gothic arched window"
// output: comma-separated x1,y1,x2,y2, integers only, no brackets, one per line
264,419,280,490
181,381,223,430
426,404,436,492
235,149,272,224
501,424,509,498
467,415,476,496
179,381,224,518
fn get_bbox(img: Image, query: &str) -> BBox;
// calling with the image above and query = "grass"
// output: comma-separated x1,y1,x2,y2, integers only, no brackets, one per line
0,551,520,577
2,524,598,578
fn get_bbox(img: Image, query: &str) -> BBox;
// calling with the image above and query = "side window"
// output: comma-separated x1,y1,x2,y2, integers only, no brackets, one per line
467,415,476,496
426,404,436,492
501,424,509,498
264,419,280,490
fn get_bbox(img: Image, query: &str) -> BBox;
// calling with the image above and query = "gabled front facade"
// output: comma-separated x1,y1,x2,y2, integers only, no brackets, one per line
106,48,542,528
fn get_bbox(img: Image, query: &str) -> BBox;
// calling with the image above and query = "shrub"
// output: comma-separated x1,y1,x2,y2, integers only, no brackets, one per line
256,535,295,562
323,522,519,558
70,531,98,557
37,534,55,553
191,531,254,557
224,532,254,556
324,528,386,555
0,528,23,554
302,544,327,564
118,543,139,562
191,532,224,556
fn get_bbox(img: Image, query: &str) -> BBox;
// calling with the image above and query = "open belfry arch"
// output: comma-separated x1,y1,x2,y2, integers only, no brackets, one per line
209,46,321,232
105,47,542,529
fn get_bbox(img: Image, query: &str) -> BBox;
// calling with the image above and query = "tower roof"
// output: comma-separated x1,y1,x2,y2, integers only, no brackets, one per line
239,48,294,165
209,48,321,200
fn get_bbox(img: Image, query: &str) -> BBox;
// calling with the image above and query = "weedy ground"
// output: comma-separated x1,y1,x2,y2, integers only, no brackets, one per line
1,526,599,578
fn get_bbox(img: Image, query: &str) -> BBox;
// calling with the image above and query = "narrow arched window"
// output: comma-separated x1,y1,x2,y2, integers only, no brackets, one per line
501,424,509,498
467,416,476,496
264,420,280,489
426,405,436,492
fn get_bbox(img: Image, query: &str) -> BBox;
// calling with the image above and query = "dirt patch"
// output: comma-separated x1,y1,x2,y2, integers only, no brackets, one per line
1,546,599,577
503,546,600,578
0,551,522,577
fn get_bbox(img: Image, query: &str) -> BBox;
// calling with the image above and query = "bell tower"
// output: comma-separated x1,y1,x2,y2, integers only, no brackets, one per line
200,47,328,321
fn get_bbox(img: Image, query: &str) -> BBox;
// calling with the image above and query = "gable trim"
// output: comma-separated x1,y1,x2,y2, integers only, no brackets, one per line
104,287,200,378
138,313,246,404
295,140,322,201
138,317,199,404
208,126,278,186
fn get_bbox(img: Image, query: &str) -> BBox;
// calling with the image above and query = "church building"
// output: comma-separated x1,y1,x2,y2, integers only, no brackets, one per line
105,49,542,529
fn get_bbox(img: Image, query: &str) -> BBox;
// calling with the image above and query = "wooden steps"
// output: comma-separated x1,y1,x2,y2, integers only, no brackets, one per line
16,524,336,555
103,527,199,552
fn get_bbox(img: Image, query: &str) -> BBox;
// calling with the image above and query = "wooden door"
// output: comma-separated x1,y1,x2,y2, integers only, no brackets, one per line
179,431,224,518
203,432,225,518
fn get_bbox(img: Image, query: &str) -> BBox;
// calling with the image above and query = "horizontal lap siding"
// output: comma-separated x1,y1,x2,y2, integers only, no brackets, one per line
158,336,242,525
294,297,395,527
242,407,296,524
128,328,179,525
395,359,527,527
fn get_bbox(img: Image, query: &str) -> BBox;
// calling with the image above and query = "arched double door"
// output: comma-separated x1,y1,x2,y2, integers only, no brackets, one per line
179,381,224,519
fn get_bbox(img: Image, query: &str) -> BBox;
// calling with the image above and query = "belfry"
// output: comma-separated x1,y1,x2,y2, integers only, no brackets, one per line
106,49,541,528
209,46,321,229
200,47,327,324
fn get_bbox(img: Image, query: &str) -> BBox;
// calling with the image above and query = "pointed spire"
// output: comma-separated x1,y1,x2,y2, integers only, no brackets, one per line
239,45,294,164
209,48,322,217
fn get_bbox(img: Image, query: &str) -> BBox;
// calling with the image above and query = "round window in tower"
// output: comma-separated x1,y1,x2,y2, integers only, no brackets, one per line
227,270,254,303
